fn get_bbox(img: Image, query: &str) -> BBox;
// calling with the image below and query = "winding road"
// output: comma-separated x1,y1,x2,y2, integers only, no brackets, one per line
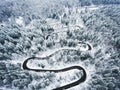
22,42,92,90
22,9,92,89
23,58,86,90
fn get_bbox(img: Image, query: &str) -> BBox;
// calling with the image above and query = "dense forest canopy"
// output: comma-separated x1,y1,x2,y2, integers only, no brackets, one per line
0,0,120,90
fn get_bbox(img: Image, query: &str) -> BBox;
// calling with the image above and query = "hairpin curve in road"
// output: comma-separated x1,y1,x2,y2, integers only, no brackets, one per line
22,57,87,90
22,26,92,89
22,43,91,90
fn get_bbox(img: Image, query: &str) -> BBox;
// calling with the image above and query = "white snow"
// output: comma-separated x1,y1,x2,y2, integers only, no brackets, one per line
15,16,24,26
88,6,99,11
1,3,106,90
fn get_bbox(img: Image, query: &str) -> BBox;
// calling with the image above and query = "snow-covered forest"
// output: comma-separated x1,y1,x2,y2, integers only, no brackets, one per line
0,0,120,90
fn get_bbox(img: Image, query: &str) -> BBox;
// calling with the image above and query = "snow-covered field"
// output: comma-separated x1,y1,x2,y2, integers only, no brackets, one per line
0,0,120,90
